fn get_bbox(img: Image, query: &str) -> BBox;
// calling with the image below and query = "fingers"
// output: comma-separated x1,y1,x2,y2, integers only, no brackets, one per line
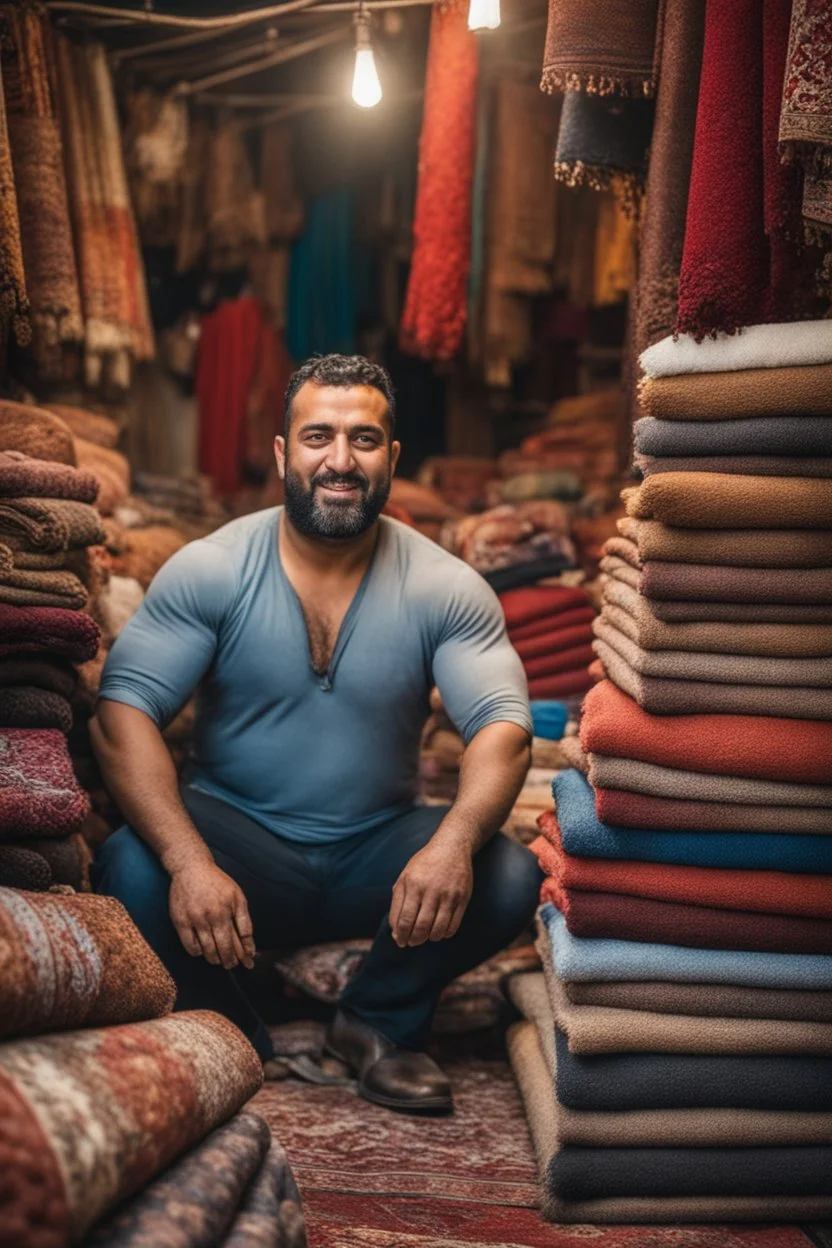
176,921,202,958
403,892,442,948
212,918,243,971
389,876,409,945
427,900,455,943
447,894,470,940
233,894,256,969
195,924,221,966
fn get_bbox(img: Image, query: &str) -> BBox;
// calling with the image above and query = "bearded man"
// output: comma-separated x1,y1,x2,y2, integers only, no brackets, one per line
91,354,541,1114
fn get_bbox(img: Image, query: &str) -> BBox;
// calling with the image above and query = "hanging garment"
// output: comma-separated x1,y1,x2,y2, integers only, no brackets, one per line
553,89,654,216
399,0,478,360
0,61,29,346
779,0,832,170
287,186,356,360
540,0,664,96
260,121,303,242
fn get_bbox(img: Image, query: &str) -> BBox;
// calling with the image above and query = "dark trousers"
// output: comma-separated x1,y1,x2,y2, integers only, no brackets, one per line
92,786,543,1062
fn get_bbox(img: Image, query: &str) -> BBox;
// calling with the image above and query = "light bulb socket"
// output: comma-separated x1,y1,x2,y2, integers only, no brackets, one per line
354,8,373,49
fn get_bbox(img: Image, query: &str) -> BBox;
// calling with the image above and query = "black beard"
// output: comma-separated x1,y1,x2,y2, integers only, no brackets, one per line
283,465,391,539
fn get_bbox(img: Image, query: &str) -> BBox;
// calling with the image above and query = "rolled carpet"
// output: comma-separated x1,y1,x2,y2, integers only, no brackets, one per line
595,788,832,835
549,885,832,954
549,771,832,872
564,979,832,1024
0,496,105,552
538,904,832,988
595,633,832,718
0,728,90,837
223,1142,306,1248
84,1113,273,1248
637,452,832,478
640,322,832,377
0,686,72,732
507,1022,832,1222
0,887,175,1038
619,515,832,567
587,752,832,807
0,1012,263,1245
638,560,832,604
500,585,593,630
580,678,832,783
0,604,100,661
623,473,832,530
509,977,832,1145
635,414,832,458
638,364,832,420
0,656,77,699
0,450,98,502
593,614,832,683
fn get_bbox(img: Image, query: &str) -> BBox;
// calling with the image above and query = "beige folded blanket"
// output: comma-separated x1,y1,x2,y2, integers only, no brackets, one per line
624,474,832,530
588,753,832,809
594,614,832,686
619,515,832,568
638,364,832,420
602,578,832,656
564,978,832,1024
595,635,832,720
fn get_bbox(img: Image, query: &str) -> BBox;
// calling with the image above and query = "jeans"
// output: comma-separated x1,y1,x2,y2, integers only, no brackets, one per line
91,786,543,1062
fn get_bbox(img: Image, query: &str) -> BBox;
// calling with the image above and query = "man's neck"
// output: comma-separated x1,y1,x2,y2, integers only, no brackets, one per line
279,510,380,577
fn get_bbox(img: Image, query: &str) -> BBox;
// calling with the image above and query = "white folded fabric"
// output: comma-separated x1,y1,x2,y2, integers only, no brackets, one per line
640,321,832,378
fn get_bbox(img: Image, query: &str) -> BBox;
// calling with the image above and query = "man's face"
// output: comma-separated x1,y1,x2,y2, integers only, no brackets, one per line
275,383,401,540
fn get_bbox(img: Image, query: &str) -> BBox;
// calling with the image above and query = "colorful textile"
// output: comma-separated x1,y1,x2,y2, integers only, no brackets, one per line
522,644,595,681
595,788,832,835
0,1011,263,1244
549,770,832,872
634,415,832,458
637,452,832,479
0,656,76,699
400,0,477,360
0,833,90,891
0,497,105,553
553,89,654,211
638,363,832,419
224,1142,307,1248
47,403,120,448
641,320,832,377
85,1113,272,1248
529,670,593,700
0,887,175,1039
0,57,29,346
565,978,832,1023
0,450,98,502
0,400,77,466
540,0,663,95
619,514,832,567
636,559,832,604
779,0,832,165
0,604,99,661
624,473,832,530
500,585,592,630
530,701,569,741
510,607,596,644
0,728,90,837
0,686,72,732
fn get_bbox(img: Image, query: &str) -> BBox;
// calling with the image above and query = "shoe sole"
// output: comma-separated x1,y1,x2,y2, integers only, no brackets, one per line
324,1042,453,1115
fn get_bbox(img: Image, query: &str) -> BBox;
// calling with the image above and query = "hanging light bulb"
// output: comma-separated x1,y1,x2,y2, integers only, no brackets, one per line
467,0,500,30
352,8,382,108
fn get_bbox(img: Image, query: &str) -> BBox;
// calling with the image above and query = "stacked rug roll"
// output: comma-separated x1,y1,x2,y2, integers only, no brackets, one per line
501,586,595,701
0,886,306,1247
507,318,832,1222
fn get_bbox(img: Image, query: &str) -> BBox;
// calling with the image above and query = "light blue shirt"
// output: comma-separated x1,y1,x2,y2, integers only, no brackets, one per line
100,509,532,844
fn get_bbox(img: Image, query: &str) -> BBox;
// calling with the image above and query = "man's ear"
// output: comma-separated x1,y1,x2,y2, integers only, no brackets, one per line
390,440,402,477
274,436,286,480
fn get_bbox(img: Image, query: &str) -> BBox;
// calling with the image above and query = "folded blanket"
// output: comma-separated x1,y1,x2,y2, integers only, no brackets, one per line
0,656,77,699
85,1113,273,1248
0,834,90,892
484,554,577,594
0,686,72,732
509,606,596,642
594,614,832,684
0,728,90,838
636,415,832,458
0,497,105,552
649,598,832,623
637,452,832,478
640,323,832,378
0,402,77,466
224,1141,306,1248
549,770,832,872
581,678,832,782
529,670,593,700
549,884,832,954
0,562,88,609
595,788,832,834
602,579,832,655
514,623,594,661
0,604,100,662
536,811,832,916
638,364,832,420
564,978,832,1023
0,888,175,1039
587,753,832,808
530,701,569,741
595,633,832,718
510,978,832,1146
500,585,592,630
619,515,832,567
638,560,832,604
0,450,98,503
624,473,832,530
0,1012,263,1246
523,645,596,681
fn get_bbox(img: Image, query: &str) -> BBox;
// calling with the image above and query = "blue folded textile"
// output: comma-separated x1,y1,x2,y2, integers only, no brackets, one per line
531,701,569,741
634,415,832,458
552,769,832,873
541,904,832,990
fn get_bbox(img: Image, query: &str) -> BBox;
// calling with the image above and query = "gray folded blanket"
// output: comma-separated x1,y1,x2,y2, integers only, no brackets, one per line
587,753,832,808
634,416,832,458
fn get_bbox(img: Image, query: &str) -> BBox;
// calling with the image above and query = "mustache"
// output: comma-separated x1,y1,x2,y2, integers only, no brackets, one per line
312,470,369,492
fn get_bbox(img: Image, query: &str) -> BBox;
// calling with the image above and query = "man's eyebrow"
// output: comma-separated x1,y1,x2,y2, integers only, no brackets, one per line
297,422,384,437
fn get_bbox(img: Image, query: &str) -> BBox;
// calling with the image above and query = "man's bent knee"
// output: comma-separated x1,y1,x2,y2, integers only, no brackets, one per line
92,826,169,913
475,835,542,935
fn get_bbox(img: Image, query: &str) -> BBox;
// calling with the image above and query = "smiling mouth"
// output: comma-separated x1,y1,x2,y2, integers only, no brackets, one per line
316,481,364,495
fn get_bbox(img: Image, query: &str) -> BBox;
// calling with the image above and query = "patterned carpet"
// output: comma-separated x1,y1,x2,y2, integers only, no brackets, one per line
251,1032,822,1248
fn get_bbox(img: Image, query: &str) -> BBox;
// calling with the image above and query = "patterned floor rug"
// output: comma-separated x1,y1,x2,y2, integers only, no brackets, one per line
252,1032,822,1248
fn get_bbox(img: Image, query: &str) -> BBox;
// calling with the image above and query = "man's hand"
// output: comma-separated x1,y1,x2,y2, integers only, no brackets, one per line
389,838,474,948
169,860,256,970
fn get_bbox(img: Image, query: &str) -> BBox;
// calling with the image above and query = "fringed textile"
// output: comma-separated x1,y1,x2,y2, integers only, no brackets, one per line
0,60,29,346
123,86,188,247
779,0,832,171
540,0,664,98
553,89,654,218
261,121,303,241
206,122,265,272
399,0,478,361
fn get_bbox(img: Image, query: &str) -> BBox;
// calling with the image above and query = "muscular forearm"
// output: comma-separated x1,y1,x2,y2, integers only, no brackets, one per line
435,720,531,854
90,700,212,875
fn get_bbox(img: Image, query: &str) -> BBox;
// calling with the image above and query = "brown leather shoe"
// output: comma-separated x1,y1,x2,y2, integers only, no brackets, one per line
325,1008,453,1114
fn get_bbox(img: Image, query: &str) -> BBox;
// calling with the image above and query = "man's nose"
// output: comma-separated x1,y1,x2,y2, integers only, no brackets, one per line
325,434,355,475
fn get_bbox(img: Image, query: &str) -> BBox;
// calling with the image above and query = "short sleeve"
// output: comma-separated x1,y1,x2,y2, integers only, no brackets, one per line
431,566,532,744
98,539,236,728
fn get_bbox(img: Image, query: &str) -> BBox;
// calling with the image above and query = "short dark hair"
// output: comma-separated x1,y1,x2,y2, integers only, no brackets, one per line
284,354,396,434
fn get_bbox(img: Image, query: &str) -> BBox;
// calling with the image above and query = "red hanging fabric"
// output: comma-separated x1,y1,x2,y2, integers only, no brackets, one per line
196,295,266,498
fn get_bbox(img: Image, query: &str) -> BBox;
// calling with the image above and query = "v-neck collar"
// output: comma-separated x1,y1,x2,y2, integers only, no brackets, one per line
274,508,385,692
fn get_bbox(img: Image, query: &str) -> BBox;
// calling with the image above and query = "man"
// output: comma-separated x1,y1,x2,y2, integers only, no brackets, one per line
91,354,541,1114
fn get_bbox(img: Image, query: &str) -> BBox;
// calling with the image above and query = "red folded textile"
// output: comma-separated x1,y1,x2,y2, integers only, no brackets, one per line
534,812,832,919
581,679,832,785
0,605,100,662
514,622,595,661
595,788,832,835
500,585,593,630
509,605,596,642
528,669,593,699
0,729,90,838
523,643,596,681
535,864,832,954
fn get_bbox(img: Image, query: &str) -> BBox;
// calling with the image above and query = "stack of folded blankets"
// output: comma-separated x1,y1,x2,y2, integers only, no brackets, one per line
441,501,578,593
501,586,595,702
505,320,832,1223
0,886,307,1247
